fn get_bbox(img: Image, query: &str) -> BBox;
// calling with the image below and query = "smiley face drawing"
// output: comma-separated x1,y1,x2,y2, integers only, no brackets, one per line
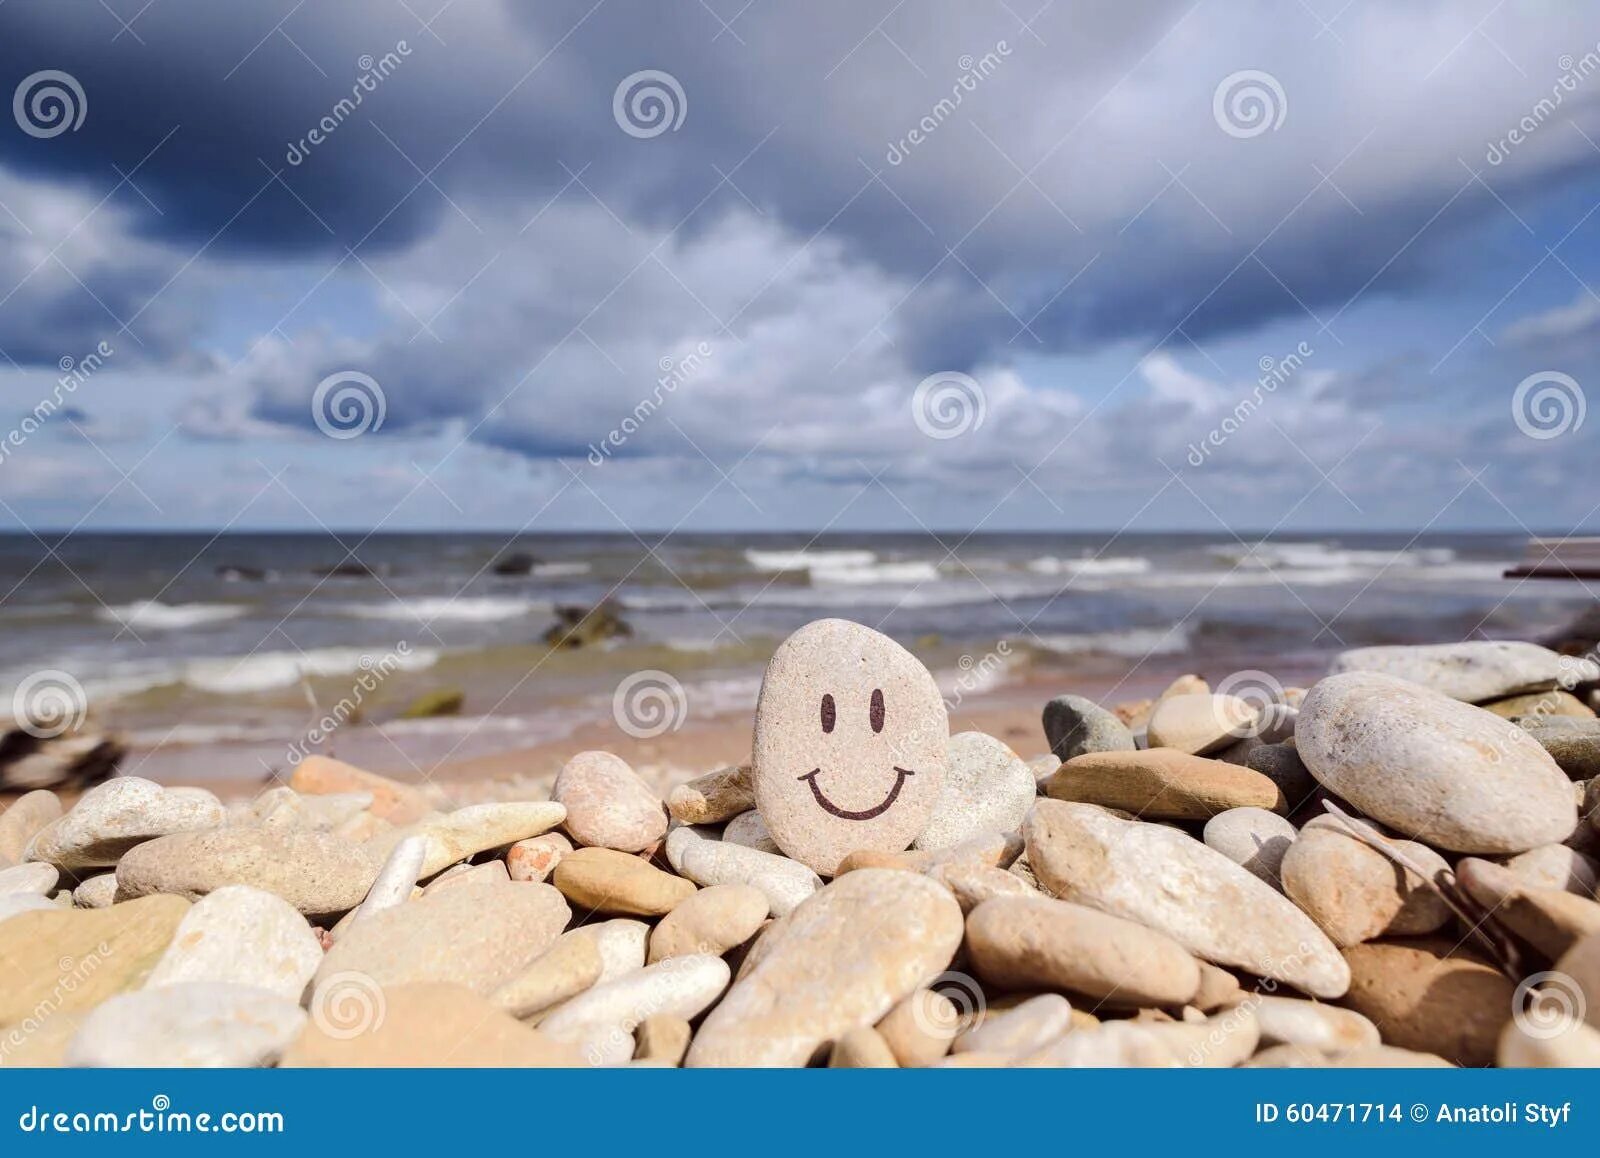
751,618,947,875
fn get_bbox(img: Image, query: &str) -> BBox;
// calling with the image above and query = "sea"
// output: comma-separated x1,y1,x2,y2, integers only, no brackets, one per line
0,530,1588,778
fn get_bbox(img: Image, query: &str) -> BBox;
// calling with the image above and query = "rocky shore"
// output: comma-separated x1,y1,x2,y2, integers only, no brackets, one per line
3,623,1600,1068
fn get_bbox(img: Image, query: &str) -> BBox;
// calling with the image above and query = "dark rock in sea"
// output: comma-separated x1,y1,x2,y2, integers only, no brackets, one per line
543,602,633,649
398,688,465,719
314,562,377,579
492,552,540,577
0,727,124,792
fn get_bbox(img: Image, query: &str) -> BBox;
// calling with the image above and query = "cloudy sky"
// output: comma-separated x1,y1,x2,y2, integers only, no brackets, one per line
1,0,1598,533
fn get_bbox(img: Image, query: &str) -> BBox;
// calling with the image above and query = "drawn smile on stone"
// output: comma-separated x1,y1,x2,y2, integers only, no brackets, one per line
797,766,917,820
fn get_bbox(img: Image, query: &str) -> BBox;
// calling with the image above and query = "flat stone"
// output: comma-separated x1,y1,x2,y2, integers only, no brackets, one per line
540,954,729,1066
828,1026,898,1067
1253,995,1380,1052
0,895,190,1024
493,934,604,1018
1522,722,1600,779
1457,857,1600,960
316,881,568,995
554,750,667,853
967,894,1199,1007
289,755,435,825
1147,693,1260,755
370,801,566,878
1042,694,1135,761
0,861,57,896
664,824,820,917
648,883,769,963
1280,816,1451,946
564,919,649,983
66,982,304,1067
1246,744,1319,805
636,1014,692,1065
552,846,696,917
752,619,947,875
1203,807,1296,886
929,860,1037,913
144,884,322,1001
1341,938,1514,1067
667,764,754,825
1047,749,1286,820
1504,843,1599,895
721,810,779,853
507,833,572,883
914,732,1036,851
27,778,223,870
72,872,118,909
1329,640,1595,703
0,790,61,864
953,993,1072,1057
686,868,963,1067
1482,689,1594,720
1298,672,1576,853
875,988,960,1066
116,827,381,919
281,982,579,1066
421,860,508,896
1024,800,1348,998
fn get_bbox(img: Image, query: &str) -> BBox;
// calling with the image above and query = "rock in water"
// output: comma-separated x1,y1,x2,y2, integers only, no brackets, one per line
752,619,947,875
1297,672,1575,853
1023,800,1348,998
144,885,323,1001
914,731,1036,851
553,750,667,852
65,982,305,1067
1329,640,1595,703
685,869,963,1066
1041,695,1135,760
26,777,224,870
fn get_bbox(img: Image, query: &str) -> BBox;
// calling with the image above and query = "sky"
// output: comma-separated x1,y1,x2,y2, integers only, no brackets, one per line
1,0,1599,534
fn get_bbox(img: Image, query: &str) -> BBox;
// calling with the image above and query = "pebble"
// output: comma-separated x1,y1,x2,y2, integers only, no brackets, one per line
648,883,769,963
281,982,579,1067
914,731,1036,851
1522,721,1600,779
1456,857,1600,960
686,869,964,1066
1202,807,1296,886
507,832,573,882
667,764,754,825
1298,672,1576,853
347,834,427,930
67,982,304,1067
966,894,1201,1007
1329,640,1595,703
1024,800,1348,998
1554,931,1600,1031
929,860,1037,912
1482,689,1594,720
1146,693,1260,755
72,872,118,909
1253,995,1381,1051
828,1026,898,1067
552,846,696,917
251,786,373,831
0,861,58,896
1024,1006,1259,1068
635,1014,692,1065
1498,1018,1600,1067
1246,743,1319,806
876,989,959,1066
116,827,382,919
953,993,1072,1057
0,893,57,923
421,859,509,895
371,801,567,878
27,777,224,870
540,954,730,1066
1504,843,1600,895
664,825,820,917
0,790,62,864
1341,938,1515,1066
1280,816,1452,945
565,918,649,983
1041,694,1135,760
721,810,780,853
492,932,604,1018
145,885,322,1001
316,881,569,995
1246,1044,1453,1068
1047,749,1286,820
752,619,947,876
0,894,190,1024
289,755,436,825
554,750,668,852
1193,961,1243,1010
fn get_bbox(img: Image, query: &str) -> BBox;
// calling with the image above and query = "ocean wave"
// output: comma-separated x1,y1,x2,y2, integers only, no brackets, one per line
531,561,591,577
809,560,942,586
1208,542,1458,571
181,647,440,694
334,597,548,623
744,548,877,572
96,601,248,631
1026,555,1152,578
1031,625,1193,658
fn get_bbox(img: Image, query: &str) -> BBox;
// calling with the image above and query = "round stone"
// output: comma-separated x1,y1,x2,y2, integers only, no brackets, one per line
648,883,769,963
553,751,667,853
1280,817,1452,946
1203,807,1296,886
27,777,224,870
664,825,820,917
1146,693,1260,755
1041,694,1135,761
145,884,322,1001
1340,937,1514,1067
1329,640,1595,702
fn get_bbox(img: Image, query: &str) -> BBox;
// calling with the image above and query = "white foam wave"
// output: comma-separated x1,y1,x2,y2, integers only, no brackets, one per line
531,562,591,577
335,597,546,623
809,561,942,586
1032,625,1193,658
182,647,440,695
744,548,877,572
1026,555,1152,578
96,601,247,631
1210,542,1458,571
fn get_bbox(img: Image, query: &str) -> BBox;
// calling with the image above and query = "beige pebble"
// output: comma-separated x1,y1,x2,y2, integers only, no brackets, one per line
648,883,769,963
553,847,696,917
1048,749,1285,820
554,751,667,852
667,765,754,826
1147,693,1260,755
953,993,1072,1057
493,933,605,1018
875,988,960,1066
507,833,572,883
635,1014,692,1065
828,1026,899,1067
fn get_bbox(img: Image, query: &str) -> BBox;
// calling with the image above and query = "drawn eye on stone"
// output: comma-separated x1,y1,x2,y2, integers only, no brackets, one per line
870,688,885,733
821,693,836,734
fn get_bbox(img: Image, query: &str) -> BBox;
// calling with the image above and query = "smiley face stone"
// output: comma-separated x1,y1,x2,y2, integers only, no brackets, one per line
752,619,947,875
